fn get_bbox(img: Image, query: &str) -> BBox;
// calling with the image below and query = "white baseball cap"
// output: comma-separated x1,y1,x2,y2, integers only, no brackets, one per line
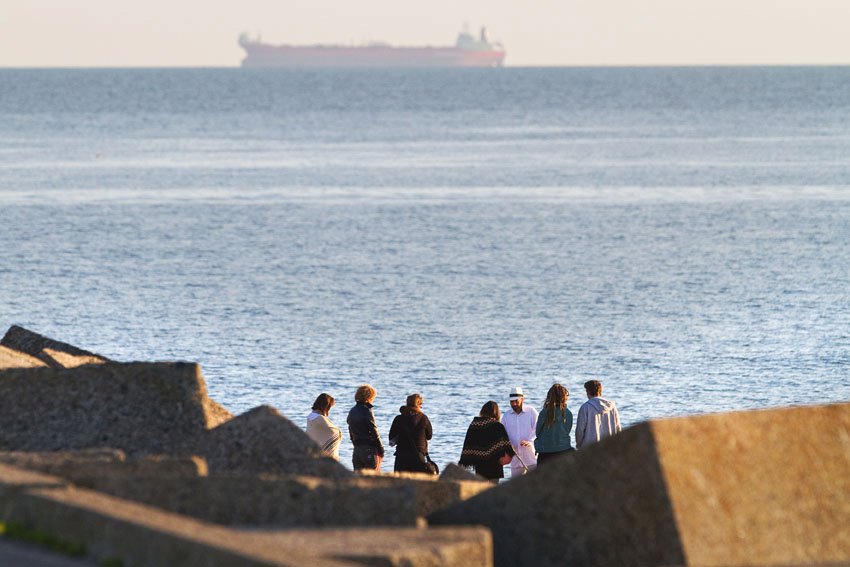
509,387,524,400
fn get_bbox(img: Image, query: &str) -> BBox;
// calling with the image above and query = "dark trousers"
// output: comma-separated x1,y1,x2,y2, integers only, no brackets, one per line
394,449,426,473
537,448,574,465
352,445,381,471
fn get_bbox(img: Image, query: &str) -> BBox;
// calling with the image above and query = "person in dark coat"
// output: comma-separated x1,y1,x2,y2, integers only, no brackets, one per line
458,401,515,482
388,393,433,473
347,384,384,471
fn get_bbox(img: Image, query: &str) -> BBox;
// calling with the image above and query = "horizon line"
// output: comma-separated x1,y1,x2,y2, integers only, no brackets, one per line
2,63,850,70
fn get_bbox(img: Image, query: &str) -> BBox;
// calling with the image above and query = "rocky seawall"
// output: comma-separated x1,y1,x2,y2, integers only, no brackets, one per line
0,325,847,566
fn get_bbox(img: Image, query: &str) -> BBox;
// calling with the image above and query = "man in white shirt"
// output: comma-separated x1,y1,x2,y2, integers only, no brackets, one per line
500,386,538,477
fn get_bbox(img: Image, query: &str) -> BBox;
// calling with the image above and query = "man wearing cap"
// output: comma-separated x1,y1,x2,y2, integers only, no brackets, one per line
500,387,538,477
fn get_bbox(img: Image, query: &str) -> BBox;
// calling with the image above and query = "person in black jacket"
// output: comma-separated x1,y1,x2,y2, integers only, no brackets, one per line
347,384,384,471
388,393,433,473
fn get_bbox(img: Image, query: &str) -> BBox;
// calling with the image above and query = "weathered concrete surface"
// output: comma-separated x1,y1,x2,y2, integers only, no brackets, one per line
0,326,233,429
433,423,682,567
654,402,850,566
0,345,47,369
431,402,850,567
0,462,351,566
245,526,493,567
0,450,208,479
187,405,351,478
0,462,491,566
0,451,489,528
204,399,235,428
0,449,484,527
54,472,490,527
0,326,109,368
362,475,492,519
0,449,126,477
439,463,486,483
71,475,421,527
0,362,226,455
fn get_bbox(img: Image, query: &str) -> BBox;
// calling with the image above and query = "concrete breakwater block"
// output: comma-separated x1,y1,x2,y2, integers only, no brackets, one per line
204,398,235,428
0,462,491,566
0,462,355,567
186,405,351,478
72,475,421,527
360,474,492,518
0,449,126,477
430,402,850,567
1,325,109,368
0,450,209,479
59,472,492,528
0,326,234,428
0,451,491,528
0,362,225,455
0,345,47,369
245,526,493,567
439,463,487,482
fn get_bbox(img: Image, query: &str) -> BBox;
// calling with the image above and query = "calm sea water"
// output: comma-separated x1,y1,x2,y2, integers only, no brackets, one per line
1,67,848,470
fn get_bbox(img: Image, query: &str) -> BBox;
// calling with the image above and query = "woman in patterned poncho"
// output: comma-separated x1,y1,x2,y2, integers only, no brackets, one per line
459,401,515,481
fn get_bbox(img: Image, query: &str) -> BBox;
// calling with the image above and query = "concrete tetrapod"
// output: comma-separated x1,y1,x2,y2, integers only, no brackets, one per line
0,362,229,454
0,326,233,429
0,462,492,566
0,345,47,370
186,405,351,478
430,402,850,567
1,325,109,368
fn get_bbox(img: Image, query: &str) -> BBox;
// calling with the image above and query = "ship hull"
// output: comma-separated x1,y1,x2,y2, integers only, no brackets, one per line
240,44,505,68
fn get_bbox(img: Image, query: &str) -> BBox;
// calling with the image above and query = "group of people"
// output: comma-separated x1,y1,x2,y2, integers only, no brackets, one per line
304,380,622,481
306,384,434,473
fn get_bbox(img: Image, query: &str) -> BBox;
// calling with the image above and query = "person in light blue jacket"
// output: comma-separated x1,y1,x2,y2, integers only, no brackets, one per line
534,383,574,465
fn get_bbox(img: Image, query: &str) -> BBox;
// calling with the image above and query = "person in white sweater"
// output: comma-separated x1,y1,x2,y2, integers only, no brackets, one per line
306,393,342,460
575,380,622,450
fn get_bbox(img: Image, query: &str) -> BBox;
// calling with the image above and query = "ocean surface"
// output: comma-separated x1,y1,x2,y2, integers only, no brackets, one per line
1,67,848,470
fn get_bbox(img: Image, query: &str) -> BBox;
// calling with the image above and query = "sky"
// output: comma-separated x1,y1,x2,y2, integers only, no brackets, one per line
2,0,849,67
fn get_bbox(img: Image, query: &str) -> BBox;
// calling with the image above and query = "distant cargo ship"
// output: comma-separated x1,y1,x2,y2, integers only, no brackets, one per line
239,27,505,68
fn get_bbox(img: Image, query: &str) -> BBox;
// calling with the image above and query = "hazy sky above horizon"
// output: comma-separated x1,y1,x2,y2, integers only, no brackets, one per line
2,0,849,67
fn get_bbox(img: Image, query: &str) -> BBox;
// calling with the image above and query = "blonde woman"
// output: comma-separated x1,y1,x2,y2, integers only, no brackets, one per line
534,383,574,465
346,384,384,471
